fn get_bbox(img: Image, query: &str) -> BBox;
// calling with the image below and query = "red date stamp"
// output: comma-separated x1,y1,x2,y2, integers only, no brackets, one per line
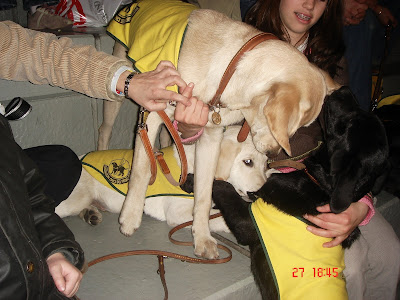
292,267,339,278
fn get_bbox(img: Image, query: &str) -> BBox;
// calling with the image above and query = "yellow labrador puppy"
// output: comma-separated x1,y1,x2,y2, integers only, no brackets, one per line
56,126,268,233
101,1,338,259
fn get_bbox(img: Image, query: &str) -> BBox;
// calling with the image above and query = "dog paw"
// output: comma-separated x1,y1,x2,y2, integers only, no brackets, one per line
194,236,219,259
79,207,103,226
119,218,141,236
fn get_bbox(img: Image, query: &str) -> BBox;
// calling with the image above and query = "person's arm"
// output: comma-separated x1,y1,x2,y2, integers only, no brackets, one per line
371,4,398,27
0,21,191,111
19,143,84,296
343,0,369,25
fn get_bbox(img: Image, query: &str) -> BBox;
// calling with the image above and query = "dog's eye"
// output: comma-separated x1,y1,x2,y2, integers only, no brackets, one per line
243,159,253,167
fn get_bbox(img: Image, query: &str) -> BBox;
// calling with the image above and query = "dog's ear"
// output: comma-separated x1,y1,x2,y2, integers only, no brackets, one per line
215,139,241,180
319,69,341,95
263,83,305,157
330,166,360,213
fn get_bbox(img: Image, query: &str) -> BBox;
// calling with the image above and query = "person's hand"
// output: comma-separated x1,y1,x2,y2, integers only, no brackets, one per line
373,5,398,27
47,252,83,298
174,83,209,139
117,60,192,111
343,0,368,25
303,201,369,248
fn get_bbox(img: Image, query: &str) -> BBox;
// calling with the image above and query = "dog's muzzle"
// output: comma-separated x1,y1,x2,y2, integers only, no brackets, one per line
247,191,259,202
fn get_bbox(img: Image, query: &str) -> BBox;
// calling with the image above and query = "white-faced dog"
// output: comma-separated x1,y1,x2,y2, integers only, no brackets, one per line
56,126,268,231
100,0,338,259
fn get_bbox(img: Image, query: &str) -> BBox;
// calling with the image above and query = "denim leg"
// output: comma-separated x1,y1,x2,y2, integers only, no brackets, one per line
240,0,257,20
0,0,17,10
343,11,375,111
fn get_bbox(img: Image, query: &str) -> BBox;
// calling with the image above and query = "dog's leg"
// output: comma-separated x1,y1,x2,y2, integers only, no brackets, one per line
55,170,96,217
119,112,163,236
159,126,172,148
191,129,223,259
98,100,123,150
97,42,130,150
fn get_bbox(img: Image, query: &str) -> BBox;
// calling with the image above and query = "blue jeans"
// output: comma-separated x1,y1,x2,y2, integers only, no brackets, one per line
240,0,257,20
343,11,376,111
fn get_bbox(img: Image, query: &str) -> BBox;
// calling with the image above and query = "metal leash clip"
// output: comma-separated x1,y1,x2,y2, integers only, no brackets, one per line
137,106,149,132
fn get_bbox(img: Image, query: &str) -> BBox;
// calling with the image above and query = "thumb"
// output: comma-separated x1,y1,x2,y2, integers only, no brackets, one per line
180,82,194,98
52,269,67,293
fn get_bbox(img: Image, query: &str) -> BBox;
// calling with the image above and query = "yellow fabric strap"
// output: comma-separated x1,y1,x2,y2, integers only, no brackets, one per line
250,199,348,300
107,0,197,93
81,147,192,198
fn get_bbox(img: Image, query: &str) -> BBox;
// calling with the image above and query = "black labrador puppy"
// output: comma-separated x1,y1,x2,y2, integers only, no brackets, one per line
209,87,390,299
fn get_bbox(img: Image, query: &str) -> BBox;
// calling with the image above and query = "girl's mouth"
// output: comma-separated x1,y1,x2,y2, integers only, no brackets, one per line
295,12,311,22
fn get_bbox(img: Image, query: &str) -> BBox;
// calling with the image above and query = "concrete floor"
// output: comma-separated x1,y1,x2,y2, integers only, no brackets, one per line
65,213,262,300
62,191,400,300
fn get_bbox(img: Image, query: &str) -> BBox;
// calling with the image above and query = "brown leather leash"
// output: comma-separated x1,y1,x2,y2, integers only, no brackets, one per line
137,107,188,186
206,32,278,143
87,213,232,300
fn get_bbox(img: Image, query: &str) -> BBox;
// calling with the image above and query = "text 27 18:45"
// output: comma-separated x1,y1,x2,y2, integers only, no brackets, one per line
292,267,339,278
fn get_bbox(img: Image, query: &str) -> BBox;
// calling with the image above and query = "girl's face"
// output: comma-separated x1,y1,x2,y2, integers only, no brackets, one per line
279,0,328,45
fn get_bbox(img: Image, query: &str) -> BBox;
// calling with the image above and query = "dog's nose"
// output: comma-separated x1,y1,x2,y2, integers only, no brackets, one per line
247,191,258,201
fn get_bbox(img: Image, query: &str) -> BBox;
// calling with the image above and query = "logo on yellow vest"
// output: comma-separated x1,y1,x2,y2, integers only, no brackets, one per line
103,158,131,185
113,4,140,25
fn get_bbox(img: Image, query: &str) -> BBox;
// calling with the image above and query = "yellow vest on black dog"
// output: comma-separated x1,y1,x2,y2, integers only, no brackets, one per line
250,199,348,299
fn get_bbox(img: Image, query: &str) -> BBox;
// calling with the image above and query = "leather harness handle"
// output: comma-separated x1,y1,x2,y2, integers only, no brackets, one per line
138,111,188,186
138,127,158,185
209,33,277,107
138,110,188,186
157,110,188,186
208,33,278,142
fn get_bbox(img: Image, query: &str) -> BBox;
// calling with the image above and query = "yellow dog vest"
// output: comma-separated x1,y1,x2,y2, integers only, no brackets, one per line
81,147,192,199
250,199,348,300
107,0,197,93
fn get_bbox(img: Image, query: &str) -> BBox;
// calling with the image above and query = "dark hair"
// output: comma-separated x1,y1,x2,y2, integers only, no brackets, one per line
245,0,345,78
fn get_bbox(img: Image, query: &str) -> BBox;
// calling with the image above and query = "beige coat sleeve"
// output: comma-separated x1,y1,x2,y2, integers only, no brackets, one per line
0,21,130,101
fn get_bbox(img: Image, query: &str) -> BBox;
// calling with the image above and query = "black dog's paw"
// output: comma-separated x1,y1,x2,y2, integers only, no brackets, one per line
180,173,194,193
341,227,361,249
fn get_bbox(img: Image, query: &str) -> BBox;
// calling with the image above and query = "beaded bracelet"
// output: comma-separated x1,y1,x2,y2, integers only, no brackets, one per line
124,71,138,99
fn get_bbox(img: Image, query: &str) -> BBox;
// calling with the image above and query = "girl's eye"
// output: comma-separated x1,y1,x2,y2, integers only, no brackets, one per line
243,159,253,167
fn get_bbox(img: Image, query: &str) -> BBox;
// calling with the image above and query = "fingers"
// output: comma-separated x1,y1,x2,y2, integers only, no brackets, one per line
155,61,189,99
63,269,83,297
316,203,331,213
155,60,176,71
52,269,67,295
180,82,194,98
322,236,346,248
175,97,209,125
